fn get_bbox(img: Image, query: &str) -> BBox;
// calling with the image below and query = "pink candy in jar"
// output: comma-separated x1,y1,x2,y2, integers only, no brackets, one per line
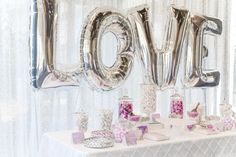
170,90,184,119
118,95,133,119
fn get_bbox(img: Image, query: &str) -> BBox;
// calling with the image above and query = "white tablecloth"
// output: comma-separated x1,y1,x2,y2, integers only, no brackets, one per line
39,119,236,157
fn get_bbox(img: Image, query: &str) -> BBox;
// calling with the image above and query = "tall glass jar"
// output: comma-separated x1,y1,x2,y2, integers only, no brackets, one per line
140,83,157,118
118,95,133,120
170,90,183,119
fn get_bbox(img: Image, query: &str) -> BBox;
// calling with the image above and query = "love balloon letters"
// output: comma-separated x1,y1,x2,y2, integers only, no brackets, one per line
30,0,222,91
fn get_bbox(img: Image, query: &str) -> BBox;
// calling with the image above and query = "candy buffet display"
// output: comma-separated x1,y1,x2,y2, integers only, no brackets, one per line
68,82,236,150
69,97,236,150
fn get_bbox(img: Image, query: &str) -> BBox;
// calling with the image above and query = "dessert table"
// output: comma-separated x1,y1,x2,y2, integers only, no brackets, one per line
39,119,236,157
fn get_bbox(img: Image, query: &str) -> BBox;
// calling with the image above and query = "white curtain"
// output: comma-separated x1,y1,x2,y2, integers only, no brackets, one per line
0,0,233,157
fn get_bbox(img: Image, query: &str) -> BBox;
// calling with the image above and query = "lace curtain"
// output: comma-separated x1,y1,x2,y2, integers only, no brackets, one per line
0,0,233,157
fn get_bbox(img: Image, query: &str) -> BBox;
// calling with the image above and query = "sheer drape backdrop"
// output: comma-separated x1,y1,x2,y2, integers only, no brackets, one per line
0,0,234,157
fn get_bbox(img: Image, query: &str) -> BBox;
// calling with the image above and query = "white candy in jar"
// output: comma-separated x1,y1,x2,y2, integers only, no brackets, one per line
99,109,113,130
75,112,88,132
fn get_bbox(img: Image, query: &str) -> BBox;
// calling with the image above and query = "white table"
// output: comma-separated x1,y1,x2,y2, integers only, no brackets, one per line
39,119,236,157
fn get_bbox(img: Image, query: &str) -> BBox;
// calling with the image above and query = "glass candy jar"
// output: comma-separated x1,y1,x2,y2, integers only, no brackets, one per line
219,99,233,117
170,90,183,119
219,99,236,131
140,83,157,117
118,95,133,120
98,109,113,130
74,112,89,132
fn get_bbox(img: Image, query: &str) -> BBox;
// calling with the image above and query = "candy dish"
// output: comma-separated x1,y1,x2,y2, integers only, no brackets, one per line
187,111,199,118
83,137,114,149
186,124,196,131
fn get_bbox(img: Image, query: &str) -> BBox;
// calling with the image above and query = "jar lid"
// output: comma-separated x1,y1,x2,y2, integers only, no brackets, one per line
119,95,132,102
171,88,182,98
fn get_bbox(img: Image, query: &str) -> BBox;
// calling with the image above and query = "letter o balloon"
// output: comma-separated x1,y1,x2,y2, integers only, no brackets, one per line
80,7,135,91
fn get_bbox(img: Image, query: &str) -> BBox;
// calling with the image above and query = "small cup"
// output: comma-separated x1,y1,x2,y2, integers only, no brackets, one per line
72,131,84,144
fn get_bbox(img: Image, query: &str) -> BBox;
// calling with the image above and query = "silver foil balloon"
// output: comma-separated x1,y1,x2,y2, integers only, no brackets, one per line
30,0,82,89
129,5,190,90
80,7,134,91
184,15,222,87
